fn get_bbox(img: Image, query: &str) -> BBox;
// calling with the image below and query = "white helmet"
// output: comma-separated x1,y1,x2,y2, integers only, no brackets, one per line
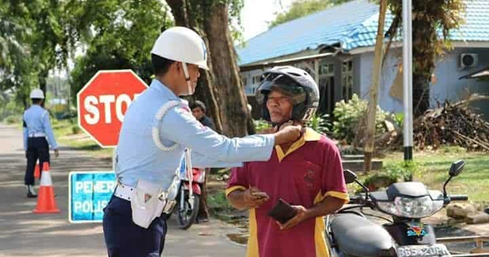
151,27,209,70
30,89,45,99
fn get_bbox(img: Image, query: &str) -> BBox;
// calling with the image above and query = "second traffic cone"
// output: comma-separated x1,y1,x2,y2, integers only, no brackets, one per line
33,162,60,214
34,160,40,179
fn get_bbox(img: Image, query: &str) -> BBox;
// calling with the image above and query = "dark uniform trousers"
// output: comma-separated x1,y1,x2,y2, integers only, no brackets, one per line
25,137,50,186
103,195,168,257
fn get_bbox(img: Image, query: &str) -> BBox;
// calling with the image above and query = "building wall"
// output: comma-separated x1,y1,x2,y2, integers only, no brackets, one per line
357,47,489,119
241,69,267,96
433,47,489,120
358,48,403,112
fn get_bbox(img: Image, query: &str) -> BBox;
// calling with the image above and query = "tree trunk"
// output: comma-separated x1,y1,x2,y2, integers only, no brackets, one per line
165,0,223,134
203,3,254,136
412,11,436,117
166,0,189,26
39,69,49,108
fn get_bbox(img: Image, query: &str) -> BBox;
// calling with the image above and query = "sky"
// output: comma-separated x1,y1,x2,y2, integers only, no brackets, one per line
241,0,293,40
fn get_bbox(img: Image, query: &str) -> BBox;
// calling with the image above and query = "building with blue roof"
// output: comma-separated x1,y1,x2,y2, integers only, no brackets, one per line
239,0,489,120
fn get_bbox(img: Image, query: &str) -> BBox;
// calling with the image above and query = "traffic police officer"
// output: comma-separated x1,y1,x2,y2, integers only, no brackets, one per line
23,89,59,198
102,26,302,257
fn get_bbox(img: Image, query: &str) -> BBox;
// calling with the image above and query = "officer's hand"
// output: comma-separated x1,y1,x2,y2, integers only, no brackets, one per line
54,149,59,158
278,205,308,230
244,187,269,208
273,125,302,145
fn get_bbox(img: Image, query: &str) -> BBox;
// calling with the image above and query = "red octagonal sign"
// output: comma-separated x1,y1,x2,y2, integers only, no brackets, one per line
77,70,148,148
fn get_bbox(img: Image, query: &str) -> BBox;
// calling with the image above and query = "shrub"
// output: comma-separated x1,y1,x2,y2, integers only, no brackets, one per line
4,115,21,124
254,119,271,132
72,126,81,134
309,113,331,135
332,94,397,143
362,160,422,191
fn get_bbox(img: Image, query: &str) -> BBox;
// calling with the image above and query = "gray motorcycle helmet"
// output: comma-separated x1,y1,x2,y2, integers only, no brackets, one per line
255,66,320,123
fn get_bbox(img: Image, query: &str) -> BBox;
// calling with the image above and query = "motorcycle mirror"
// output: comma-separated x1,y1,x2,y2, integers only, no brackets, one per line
449,160,465,177
343,169,358,184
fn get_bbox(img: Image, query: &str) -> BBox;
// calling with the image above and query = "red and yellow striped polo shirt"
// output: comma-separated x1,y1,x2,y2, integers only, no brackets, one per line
226,128,348,257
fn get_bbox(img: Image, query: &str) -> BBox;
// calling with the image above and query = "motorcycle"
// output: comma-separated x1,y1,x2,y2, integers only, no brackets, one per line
174,159,206,230
326,160,468,257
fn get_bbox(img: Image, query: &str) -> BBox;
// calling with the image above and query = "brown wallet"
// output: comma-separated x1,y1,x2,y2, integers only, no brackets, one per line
267,198,297,224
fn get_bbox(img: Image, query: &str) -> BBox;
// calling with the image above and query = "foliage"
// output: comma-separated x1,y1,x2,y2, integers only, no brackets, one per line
309,113,331,134
253,119,271,132
362,160,421,191
269,0,353,28
0,2,41,105
440,145,467,154
332,94,396,143
69,0,172,105
4,115,21,125
0,92,24,121
207,190,233,214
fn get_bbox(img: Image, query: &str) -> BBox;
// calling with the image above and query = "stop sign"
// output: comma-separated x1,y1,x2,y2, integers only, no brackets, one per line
77,70,148,147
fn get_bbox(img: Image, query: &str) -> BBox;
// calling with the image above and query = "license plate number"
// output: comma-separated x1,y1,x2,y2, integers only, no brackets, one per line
397,244,451,257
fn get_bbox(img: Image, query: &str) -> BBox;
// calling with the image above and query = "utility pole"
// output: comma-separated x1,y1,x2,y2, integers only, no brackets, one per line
403,0,414,160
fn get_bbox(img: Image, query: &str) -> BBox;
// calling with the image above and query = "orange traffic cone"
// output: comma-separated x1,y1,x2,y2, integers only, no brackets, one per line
33,162,60,214
34,160,40,179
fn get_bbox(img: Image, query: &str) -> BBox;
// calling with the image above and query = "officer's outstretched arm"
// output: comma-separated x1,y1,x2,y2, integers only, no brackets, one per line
159,106,275,163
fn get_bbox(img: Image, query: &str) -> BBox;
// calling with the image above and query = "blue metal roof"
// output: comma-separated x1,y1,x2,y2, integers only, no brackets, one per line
238,0,489,66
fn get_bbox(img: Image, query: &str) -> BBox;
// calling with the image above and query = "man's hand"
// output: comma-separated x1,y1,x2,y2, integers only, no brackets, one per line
278,205,308,230
244,187,269,208
54,149,59,158
274,125,302,145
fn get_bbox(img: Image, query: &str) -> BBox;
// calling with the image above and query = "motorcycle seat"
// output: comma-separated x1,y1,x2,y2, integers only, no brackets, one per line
330,214,395,257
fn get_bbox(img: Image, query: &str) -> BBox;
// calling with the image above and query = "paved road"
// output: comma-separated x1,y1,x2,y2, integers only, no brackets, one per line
0,123,246,257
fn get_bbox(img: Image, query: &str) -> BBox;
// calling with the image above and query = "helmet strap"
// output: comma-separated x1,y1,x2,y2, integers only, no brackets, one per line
182,62,193,95
271,119,294,131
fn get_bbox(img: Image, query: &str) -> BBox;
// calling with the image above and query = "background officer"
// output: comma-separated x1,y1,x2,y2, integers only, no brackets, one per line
102,26,302,257
22,89,59,198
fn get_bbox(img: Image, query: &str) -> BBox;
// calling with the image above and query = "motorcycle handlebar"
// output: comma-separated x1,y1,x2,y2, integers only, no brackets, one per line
450,195,468,201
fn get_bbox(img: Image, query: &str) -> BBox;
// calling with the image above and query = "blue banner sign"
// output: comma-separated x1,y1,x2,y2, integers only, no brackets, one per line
69,171,116,223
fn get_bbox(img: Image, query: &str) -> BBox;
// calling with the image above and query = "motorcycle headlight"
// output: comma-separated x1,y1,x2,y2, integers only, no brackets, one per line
376,196,434,218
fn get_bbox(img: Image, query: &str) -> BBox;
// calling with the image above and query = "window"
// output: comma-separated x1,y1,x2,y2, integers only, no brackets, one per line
319,63,334,76
252,75,261,85
241,77,248,86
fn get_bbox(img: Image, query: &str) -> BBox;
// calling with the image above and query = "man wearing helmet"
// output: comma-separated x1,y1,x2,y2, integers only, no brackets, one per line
102,27,302,257
22,89,59,198
226,66,348,257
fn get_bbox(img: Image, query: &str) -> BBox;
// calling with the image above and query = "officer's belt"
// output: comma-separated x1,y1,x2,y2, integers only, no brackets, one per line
28,132,46,138
114,184,135,201
114,183,172,203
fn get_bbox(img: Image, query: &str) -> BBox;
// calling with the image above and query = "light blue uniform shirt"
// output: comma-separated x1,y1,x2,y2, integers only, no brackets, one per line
116,79,275,189
22,105,58,151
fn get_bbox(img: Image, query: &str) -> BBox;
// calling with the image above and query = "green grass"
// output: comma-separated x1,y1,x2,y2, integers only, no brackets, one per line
52,119,113,158
380,150,489,202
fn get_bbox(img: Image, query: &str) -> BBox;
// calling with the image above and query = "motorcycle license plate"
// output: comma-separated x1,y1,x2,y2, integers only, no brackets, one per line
397,244,451,257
